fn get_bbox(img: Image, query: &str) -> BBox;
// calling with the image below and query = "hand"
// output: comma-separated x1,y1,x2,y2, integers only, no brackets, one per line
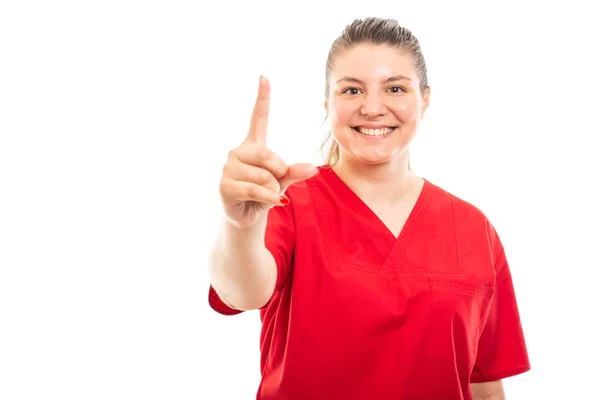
219,76,318,230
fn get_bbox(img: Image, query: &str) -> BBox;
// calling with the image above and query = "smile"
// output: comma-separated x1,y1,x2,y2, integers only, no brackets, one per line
352,126,397,137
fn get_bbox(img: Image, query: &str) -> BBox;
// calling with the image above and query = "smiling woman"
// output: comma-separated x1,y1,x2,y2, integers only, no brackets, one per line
208,17,530,400
325,42,428,168
321,21,429,170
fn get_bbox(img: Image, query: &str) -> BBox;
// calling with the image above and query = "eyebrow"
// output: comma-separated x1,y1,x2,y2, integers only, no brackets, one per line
335,75,412,84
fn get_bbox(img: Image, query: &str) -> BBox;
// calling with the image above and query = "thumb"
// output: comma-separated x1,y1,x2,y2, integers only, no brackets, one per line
279,163,319,192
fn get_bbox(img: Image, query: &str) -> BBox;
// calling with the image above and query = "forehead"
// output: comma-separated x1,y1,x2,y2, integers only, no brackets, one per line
331,43,416,82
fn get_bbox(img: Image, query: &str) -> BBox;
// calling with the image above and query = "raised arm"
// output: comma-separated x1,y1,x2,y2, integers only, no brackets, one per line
208,76,317,310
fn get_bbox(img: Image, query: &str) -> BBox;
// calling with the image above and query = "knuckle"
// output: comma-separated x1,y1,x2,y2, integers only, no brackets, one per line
257,168,273,184
221,159,236,178
255,109,269,119
246,184,260,199
227,148,238,161
219,178,231,196
273,163,287,179
221,160,230,174
257,147,271,163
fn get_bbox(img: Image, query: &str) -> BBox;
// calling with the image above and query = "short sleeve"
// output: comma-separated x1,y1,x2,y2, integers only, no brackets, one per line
208,203,295,315
470,248,531,382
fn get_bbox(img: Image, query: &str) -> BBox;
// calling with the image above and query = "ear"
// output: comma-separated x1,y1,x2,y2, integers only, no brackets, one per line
324,99,329,114
421,86,431,116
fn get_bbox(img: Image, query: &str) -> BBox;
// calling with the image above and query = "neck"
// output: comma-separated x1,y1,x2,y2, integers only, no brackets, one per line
332,152,419,205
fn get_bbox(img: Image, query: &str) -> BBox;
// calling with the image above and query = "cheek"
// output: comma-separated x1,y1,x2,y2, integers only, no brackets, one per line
393,101,420,122
330,110,352,126
328,99,356,124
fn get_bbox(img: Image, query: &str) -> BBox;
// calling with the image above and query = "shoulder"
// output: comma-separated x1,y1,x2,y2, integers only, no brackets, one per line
425,178,488,222
425,178,504,257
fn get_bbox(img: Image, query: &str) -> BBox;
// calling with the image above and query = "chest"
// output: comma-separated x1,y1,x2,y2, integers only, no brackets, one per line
368,200,416,239
269,179,498,396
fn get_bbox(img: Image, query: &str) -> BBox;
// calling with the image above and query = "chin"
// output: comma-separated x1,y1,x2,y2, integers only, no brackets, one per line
351,151,397,166
333,128,411,166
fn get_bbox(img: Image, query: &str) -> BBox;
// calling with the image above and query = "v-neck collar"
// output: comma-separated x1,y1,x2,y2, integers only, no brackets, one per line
319,166,433,273
320,166,431,240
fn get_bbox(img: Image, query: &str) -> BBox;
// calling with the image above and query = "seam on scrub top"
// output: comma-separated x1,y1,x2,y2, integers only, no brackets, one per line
392,185,463,275
387,181,432,272
450,192,463,273
491,248,511,287
381,268,429,276
470,364,532,383
430,277,495,300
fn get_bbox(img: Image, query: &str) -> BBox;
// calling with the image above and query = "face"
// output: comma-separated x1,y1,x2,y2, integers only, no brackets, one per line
325,44,430,166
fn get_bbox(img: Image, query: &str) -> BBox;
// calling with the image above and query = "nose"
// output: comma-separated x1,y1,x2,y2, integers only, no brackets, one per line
360,92,387,117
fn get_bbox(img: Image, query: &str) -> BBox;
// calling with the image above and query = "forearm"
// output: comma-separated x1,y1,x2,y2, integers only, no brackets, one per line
472,394,505,400
209,215,277,310
471,381,505,400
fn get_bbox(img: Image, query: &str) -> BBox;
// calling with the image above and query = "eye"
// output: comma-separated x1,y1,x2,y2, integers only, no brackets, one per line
388,86,406,94
341,87,362,95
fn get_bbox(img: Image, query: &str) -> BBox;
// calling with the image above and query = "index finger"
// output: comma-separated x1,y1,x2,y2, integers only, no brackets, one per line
246,75,270,146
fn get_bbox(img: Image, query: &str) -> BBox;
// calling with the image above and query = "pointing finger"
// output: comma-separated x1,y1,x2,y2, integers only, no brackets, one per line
246,76,270,146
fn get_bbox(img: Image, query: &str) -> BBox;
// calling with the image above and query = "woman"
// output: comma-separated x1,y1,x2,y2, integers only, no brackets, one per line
208,17,530,400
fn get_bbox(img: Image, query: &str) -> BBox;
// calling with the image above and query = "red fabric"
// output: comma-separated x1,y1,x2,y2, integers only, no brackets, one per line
208,166,530,399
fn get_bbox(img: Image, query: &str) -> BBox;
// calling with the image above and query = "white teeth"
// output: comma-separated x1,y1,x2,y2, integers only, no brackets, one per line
357,127,394,136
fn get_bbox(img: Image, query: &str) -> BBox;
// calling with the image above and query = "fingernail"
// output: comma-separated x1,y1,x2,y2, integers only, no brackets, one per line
280,195,290,205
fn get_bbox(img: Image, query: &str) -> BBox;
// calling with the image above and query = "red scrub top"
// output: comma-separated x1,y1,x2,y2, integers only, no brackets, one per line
209,166,530,400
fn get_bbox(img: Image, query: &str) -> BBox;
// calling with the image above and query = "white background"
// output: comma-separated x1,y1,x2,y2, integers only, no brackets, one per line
1,1,599,399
